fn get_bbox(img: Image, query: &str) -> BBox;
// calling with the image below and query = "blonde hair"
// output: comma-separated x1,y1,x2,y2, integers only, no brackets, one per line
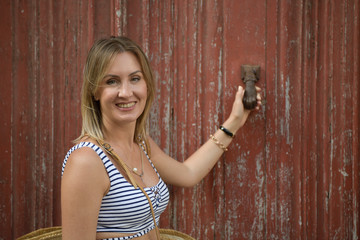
75,36,155,151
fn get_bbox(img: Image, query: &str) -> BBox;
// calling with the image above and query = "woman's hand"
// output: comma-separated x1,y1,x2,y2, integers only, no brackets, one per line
225,85,262,133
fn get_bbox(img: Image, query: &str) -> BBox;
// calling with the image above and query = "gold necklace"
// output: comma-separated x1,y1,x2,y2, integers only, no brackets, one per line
98,140,144,180
131,144,144,178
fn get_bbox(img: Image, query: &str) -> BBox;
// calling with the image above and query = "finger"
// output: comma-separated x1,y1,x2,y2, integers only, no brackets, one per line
237,86,245,99
238,85,245,93
255,86,262,91
256,93,261,101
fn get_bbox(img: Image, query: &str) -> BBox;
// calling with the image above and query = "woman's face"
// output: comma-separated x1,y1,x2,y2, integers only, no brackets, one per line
95,51,148,128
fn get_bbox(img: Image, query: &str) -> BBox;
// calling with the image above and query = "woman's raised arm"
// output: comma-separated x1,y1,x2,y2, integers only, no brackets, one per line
150,86,261,187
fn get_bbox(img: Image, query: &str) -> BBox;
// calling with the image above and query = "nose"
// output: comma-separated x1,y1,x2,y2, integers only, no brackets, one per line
118,81,133,98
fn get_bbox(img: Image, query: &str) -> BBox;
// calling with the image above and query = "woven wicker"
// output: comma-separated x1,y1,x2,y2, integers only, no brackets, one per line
17,227,196,240
17,227,62,240
160,228,196,240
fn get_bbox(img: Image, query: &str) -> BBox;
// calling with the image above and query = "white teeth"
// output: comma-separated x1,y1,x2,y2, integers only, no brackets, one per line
116,102,135,108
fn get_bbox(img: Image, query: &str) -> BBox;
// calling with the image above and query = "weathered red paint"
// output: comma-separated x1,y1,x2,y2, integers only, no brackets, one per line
0,0,12,239
0,1,359,239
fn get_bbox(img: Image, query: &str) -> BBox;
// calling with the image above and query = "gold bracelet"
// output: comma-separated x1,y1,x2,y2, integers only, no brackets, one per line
210,134,228,152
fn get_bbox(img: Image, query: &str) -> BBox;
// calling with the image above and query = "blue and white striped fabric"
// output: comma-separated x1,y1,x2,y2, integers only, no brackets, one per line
62,142,169,239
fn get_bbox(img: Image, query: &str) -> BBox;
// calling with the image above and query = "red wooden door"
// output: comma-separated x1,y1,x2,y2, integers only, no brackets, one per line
1,1,359,239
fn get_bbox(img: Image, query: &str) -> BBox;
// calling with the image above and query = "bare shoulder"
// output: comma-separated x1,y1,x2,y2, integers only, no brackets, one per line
62,142,109,197
62,142,108,186
64,144,102,171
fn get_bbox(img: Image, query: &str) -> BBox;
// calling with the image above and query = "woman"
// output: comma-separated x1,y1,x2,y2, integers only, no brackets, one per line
61,36,261,240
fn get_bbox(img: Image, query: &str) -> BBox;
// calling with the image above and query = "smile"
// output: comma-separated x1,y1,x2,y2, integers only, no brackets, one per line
116,102,136,108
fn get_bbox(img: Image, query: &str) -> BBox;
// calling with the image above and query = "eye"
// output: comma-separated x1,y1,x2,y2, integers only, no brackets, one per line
106,78,117,85
131,76,141,82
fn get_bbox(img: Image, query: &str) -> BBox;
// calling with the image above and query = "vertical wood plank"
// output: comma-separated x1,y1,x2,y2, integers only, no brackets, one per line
189,1,224,238
351,1,360,239
301,1,320,238
0,0,13,239
327,1,359,238
36,0,54,228
147,0,175,230
222,0,267,239
12,0,38,237
51,0,66,227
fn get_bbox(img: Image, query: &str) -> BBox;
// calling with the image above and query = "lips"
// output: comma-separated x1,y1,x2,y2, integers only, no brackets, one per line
116,102,136,108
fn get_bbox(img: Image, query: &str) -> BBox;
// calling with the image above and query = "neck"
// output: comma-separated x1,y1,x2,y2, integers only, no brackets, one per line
102,121,137,149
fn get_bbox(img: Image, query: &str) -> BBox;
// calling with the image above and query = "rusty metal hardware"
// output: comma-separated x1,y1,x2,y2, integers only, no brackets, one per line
241,65,260,110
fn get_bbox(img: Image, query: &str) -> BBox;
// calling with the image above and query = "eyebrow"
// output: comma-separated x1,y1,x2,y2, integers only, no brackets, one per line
103,70,143,79
129,70,142,76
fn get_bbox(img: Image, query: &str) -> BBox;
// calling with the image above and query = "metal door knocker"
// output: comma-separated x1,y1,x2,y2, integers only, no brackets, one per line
241,65,260,110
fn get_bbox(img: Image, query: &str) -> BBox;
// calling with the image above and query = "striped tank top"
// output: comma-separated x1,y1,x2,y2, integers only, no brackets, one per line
62,142,169,240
